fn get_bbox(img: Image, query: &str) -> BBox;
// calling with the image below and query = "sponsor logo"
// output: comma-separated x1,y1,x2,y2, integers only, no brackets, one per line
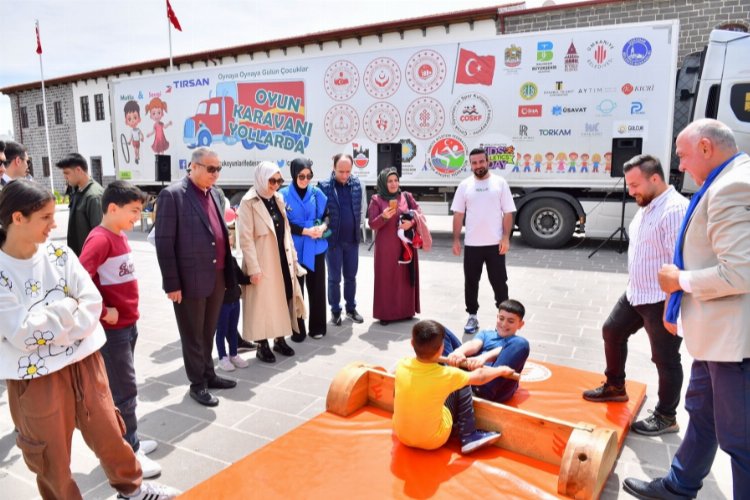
482,144,515,170
578,86,617,94
544,81,574,97
533,41,557,73
518,105,542,117
630,101,644,114
552,105,587,116
406,96,445,140
504,44,522,68
179,159,188,170
400,139,417,163
586,40,615,69
520,82,538,100
363,102,401,143
450,93,492,137
406,50,447,94
512,124,533,142
427,135,468,177
622,83,634,95
564,41,579,71
363,57,401,99
324,104,360,144
173,78,210,88
352,143,370,168
622,37,652,66
539,128,572,136
324,60,359,101
596,99,617,115
582,122,602,136
613,120,648,137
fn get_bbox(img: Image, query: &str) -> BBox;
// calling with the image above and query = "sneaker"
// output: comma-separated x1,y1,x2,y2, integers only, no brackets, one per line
464,315,479,334
461,429,501,454
139,439,158,455
582,382,628,403
346,309,364,323
229,355,249,369
631,410,679,436
331,311,342,326
237,338,258,352
136,449,162,479
117,482,181,499
217,356,235,372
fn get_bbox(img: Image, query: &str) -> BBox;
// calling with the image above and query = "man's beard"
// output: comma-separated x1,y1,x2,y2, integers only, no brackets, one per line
473,167,488,178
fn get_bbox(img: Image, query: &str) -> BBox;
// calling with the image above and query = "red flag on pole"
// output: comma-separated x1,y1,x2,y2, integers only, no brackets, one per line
455,48,495,86
166,0,182,31
35,21,42,54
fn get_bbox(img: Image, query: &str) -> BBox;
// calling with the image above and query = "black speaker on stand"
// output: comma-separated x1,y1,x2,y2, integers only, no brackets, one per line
377,143,402,177
588,137,643,258
155,155,172,184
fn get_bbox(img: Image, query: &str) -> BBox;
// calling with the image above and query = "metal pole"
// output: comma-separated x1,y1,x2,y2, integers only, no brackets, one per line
37,20,55,193
168,14,173,71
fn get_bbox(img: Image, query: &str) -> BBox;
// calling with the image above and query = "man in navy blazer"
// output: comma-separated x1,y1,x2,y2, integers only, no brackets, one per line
155,147,236,406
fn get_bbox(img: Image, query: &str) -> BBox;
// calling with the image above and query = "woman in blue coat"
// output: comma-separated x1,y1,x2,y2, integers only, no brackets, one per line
280,158,329,341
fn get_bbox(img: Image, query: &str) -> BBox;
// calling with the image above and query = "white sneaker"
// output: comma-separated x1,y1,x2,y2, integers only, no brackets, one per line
217,356,235,372
117,481,181,499
139,439,158,455
229,355,249,368
136,449,162,479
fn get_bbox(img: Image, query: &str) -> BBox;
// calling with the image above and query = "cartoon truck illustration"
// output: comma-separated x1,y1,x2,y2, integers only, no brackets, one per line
183,81,310,151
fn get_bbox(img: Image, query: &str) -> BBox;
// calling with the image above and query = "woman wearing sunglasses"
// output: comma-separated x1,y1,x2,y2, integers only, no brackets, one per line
279,158,329,342
237,162,305,363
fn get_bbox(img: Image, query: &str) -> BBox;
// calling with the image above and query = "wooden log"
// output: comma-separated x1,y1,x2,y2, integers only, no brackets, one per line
558,426,618,500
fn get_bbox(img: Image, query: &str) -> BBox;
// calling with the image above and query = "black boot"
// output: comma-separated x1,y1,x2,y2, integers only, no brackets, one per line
256,340,276,363
273,337,295,356
291,318,306,343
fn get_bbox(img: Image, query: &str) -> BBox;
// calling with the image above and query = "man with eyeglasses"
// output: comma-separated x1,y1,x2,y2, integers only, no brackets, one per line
155,146,237,407
1,141,30,188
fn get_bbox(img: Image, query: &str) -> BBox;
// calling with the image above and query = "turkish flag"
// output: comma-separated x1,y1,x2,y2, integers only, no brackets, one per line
35,22,42,54
167,0,182,31
455,48,495,86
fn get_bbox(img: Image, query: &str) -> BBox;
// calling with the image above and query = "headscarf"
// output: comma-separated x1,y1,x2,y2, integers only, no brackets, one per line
376,167,400,201
254,161,281,199
290,157,313,199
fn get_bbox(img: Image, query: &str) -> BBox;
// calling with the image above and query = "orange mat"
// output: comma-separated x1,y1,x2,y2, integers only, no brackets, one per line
181,361,646,499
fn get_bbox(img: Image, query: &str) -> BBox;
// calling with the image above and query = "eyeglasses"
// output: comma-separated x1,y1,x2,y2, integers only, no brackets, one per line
297,174,313,180
269,178,284,186
194,162,222,174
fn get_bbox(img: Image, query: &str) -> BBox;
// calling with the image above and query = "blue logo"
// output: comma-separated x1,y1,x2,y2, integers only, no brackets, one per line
622,38,652,66
179,159,188,170
596,99,617,115
552,105,563,116
630,101,644,114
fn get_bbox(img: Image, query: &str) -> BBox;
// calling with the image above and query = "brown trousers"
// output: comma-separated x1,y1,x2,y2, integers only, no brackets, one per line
7,351,142,500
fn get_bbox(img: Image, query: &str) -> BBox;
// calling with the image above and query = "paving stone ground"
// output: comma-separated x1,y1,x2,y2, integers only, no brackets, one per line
0,208,731,498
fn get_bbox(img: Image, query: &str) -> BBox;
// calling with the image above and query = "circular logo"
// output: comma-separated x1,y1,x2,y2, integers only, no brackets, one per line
363,102,401,143
519,82,538,100
622,37,652,66
400,138,417,163
364,57,401,99
427,135,468,177
324,60,360,101
519,361,552,382
587,40,615,69
406,50,447,94
451,93,492,137
405,97,445,140
324,104,360,144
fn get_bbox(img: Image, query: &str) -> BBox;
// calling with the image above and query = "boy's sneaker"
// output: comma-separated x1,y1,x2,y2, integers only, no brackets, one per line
461,429,501,454
139,439,158,455
136,449,162,479
464,315,479,334
217,356,235,372
582,382,628,403
631,410,679,436
229,355,249,369
117,482,181,499
237,338,258,352
346,309,364,323
331,311,342,326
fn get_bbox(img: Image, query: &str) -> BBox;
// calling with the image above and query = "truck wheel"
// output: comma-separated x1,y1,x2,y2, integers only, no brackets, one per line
198,130,212,147
518,198,576,249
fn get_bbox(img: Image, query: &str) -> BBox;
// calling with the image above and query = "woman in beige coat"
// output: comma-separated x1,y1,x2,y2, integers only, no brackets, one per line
238,162,305,363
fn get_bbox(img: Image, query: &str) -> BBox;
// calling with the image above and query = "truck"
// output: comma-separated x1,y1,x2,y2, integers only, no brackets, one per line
110,20,750,248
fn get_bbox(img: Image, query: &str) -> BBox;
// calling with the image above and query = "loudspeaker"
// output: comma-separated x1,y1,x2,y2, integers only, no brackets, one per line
377,143,402,177
155,155,171,182
610,138,643,178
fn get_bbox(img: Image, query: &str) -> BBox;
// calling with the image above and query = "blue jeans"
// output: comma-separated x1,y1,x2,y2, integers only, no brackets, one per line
326,241,359,313
443,328,529,404
215,301,240,358
99,324,140,452
665,359,750,499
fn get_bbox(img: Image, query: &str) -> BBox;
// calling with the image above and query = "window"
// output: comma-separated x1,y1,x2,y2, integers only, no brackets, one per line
730,83,750,123
20,106,29,128
94,93,105,121
54,101,63,125
36,103,45,127
80,95,90,122
42,157,50,178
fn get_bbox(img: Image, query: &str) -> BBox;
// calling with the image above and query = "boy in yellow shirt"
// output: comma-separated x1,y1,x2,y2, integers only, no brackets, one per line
393,319,515,453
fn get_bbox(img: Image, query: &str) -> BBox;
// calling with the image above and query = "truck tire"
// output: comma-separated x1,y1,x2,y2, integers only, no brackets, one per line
198,130,212,147
518,198,576,249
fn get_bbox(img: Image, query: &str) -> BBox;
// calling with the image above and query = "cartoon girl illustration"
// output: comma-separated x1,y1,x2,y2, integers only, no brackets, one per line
556,152,567,173
591,153,601,173
512,152,521,173
522,153,532,173
533,153,543,173
604,152,612,174
124,100,144,164
568,152,578,173
580,153,590,173
145,97,173,154
545,152,554,173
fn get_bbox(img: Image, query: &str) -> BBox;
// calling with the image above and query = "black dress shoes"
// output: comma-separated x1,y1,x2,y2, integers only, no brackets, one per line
237,337,258,351
622,477,694,499
256,340,276,363
207,376,237,389
190,388,219,407
273,337,295,356
291,331,306,343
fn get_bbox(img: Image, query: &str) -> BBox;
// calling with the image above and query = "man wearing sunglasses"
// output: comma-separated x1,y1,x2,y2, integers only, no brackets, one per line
155,147,237,407
1,141,30,188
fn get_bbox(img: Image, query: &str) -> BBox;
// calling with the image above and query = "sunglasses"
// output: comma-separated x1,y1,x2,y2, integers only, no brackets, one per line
194,162,222,174
297,173,313,180
269,178,284,186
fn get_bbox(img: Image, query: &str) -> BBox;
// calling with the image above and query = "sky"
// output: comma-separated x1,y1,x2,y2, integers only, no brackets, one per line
0,0,574,137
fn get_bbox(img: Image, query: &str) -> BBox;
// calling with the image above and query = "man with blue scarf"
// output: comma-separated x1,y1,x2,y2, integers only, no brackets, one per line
623,119,750,500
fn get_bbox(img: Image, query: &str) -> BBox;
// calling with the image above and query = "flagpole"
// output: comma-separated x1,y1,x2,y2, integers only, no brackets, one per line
36,20,55,193
168,11,173,71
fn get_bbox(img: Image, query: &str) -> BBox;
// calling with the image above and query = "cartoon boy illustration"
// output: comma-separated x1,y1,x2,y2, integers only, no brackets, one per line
580,153,590,173
145,97,172,154
124,101,144,165
545,152,554,173
568,152,578,173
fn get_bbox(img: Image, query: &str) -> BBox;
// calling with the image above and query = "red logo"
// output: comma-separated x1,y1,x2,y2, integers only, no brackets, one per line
517,105,542,117
621,83,634,95
594,44,608,64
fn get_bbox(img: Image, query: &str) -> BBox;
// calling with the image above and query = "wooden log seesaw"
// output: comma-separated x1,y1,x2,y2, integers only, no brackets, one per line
326,362,618,500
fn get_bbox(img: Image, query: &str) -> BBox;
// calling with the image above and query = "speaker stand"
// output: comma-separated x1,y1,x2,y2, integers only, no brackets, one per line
588,180,629,258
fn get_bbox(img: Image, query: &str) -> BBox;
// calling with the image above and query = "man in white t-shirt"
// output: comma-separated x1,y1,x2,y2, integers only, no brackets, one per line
451,148,517,333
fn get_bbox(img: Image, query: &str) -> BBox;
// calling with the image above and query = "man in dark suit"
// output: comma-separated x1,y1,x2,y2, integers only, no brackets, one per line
155,147,236,406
